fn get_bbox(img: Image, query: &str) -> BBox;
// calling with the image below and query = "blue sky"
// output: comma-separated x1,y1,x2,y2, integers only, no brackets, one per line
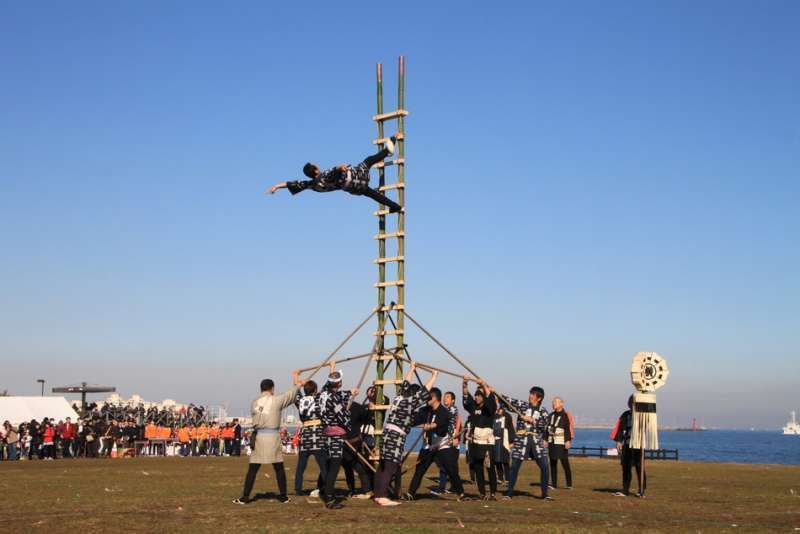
1,1,797,428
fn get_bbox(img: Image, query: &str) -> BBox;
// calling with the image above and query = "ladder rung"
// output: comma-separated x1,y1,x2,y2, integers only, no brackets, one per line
374,280,405,288
374,303,405,311
373,110,409,122
369,404,392,410
373,329,404,337
373,133,404,145
373,208,405,216
373,158,405,169
372,354,401,361
374,256,405,264
378,183,405,192
373,379,405,385
374,231,405,240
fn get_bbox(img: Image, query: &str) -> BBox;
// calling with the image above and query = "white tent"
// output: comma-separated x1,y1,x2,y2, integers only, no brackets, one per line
0,396,79,425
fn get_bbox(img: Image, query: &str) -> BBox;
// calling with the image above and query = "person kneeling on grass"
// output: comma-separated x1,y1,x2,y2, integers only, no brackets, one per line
373,364,439,507
267,137,402,213
233,373,303,505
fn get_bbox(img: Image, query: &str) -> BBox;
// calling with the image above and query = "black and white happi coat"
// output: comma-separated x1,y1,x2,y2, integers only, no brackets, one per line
294,392,325,452
286,165,370,196
318,388,353,459
506,397,549,461
380,381,431,464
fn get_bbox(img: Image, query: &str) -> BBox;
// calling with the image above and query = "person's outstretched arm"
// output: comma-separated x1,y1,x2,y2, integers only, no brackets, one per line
267,180,313,195
424,370,439,391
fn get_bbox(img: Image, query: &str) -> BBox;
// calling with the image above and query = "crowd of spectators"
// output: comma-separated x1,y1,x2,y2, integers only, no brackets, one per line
0,401,251,461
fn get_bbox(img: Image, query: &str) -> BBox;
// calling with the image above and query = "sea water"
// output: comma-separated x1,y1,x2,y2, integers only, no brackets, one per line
404,428,800,465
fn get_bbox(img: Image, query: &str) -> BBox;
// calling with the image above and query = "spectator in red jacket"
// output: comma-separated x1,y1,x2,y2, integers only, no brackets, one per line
60,417,76,458
42,422,56,460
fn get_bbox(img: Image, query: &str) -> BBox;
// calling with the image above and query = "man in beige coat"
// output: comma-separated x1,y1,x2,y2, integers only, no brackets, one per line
233,374,302,504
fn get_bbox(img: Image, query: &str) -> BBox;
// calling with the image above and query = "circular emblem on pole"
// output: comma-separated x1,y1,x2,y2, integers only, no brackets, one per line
630,351,669,392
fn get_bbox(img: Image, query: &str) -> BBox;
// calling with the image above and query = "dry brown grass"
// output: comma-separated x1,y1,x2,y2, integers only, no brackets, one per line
1,454,798,532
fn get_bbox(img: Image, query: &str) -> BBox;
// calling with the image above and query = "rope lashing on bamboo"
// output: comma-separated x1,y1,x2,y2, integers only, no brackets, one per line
386,302,424,385
402,308,526,419
301,309,377,381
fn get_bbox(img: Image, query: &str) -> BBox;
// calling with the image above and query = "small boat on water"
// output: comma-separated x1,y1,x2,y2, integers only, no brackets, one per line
783,411,800,435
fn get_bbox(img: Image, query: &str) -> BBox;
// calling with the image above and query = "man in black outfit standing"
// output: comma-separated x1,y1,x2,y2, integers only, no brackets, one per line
233,419,242,456
404,388,467,501
611,395,646,497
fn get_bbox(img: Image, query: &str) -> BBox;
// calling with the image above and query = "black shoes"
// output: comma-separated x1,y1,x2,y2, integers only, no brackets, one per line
276,495,290,504
232,497,251,505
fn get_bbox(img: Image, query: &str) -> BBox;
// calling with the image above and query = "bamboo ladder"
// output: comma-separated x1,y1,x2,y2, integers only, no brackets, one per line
370,56,408,457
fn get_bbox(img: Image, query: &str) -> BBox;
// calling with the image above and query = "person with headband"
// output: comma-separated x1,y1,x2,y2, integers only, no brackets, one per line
318,361,359,510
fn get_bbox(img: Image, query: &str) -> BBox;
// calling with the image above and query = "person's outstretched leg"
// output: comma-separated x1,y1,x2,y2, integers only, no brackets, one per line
362,187,402,213
362,147,392,168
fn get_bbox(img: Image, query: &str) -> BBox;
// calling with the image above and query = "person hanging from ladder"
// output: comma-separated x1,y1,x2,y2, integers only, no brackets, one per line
266,137,402,213
372,363,439,507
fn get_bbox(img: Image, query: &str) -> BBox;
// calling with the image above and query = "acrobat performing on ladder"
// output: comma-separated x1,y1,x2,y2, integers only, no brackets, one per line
266,136,402,213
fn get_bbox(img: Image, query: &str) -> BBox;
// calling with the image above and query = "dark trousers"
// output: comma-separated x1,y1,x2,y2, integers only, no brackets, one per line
242,462,287,499
359,148,402,212
362,148,390,168
323,457,343,500
342,442,372,494
436,447,462,492
224,439,232,455
233,438,242,456
469,444,497,496
507,456,549,497
409,447,464,496
550,449,572,487
373,460,400,499
61,439,73,458
621,446,646,495
295,449,327,495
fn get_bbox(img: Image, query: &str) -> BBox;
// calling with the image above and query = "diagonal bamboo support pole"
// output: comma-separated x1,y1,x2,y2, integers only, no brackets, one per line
403,309,526,418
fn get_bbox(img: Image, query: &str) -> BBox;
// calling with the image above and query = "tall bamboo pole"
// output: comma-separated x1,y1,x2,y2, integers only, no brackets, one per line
394,55,406,394
374,62,387,447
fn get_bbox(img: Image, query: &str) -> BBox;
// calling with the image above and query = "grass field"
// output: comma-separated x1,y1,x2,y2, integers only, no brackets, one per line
1,455,798,532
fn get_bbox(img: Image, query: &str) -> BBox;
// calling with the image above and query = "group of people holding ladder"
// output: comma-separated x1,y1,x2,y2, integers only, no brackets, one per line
233,358,577,509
